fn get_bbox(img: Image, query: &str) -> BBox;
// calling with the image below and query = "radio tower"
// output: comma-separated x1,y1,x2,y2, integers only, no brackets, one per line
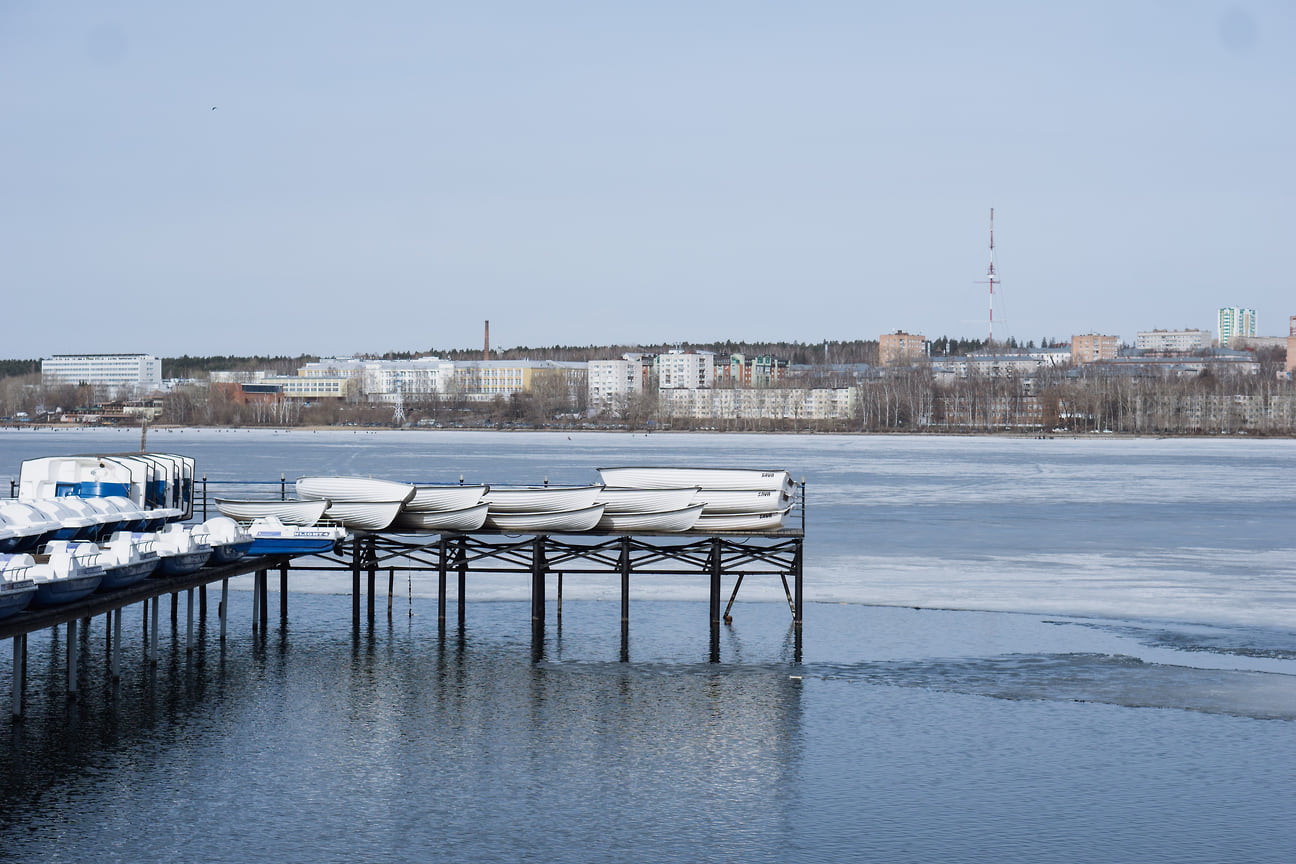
976,208,999,348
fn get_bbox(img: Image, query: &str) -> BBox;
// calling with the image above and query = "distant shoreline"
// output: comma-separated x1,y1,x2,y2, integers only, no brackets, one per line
2,423,1291,441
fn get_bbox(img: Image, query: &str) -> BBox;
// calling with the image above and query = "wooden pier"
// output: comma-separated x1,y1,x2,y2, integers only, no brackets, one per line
4,503,804,718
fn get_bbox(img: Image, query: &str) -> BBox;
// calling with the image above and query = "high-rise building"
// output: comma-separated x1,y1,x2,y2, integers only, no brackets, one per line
1218,307,1256,348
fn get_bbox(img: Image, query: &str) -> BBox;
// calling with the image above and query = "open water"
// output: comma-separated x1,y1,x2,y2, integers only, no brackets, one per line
1,429,1293,863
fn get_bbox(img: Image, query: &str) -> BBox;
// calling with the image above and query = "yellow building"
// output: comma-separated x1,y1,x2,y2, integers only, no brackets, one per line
879,331,927,366
1071,334,1119,364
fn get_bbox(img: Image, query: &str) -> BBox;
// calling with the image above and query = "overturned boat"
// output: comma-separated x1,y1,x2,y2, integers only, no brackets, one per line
214,497,330,526
485,504,606,533
596,504,705,533
597,467,793,493
482,485,603,514
391,503,490,533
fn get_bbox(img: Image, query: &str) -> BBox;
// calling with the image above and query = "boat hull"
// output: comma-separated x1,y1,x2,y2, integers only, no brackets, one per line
97,557,159,589
296,477,416,504
210,540,254,564
215,498,329,526
157,550,212,576
392,504,490,533
323,501,404,531
597,504,705,533
245,520,347,556
0,584,37,620
485,504,606,533
33,571,104,606
483,486,603,514
693,489,794,514
596,487,700,515
691,508,792,532
597,467,793,492
406,485,490,512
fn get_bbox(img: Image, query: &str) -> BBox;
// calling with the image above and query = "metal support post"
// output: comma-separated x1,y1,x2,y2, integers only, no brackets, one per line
723,574,746,624
258,568,268,630
351,538,361,628
709,538,722,625
252,570,262,633
367,537,377,624
280,563,289,620
437,537,448,626
219,578,229,642
619,537,631,624
793,540,803,627
531,535,546,626
456,537,467,626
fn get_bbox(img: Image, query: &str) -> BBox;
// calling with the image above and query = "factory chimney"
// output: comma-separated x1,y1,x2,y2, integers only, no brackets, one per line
484,320,490,361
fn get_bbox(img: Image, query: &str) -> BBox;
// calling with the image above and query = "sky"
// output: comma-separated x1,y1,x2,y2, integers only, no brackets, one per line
2,1,1293,359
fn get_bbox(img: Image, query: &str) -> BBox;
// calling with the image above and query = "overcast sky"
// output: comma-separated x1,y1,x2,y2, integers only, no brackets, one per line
2,2,1292,359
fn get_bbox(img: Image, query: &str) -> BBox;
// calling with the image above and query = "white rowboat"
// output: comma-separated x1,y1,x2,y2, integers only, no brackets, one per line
482,486,603,514
691,508,792,532
597,504,705,533
215,498,330,526
693,488,794,515
596,487,700,515
296,477,416,505
597,467,792,492
392,504,490,533
406,484,490,512
485,505,606,533
322,500,405,531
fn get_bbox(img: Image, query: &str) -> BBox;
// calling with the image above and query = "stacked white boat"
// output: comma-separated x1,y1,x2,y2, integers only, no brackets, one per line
243,467,800,536
597,467,796,532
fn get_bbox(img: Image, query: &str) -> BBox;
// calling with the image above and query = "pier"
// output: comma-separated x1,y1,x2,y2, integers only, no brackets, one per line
4,482,805,719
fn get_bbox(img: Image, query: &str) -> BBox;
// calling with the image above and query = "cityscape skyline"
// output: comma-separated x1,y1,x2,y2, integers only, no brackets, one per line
3,3,1293,358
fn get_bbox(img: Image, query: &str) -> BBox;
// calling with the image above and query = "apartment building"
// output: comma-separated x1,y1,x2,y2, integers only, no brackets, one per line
1070,334,1119,364
1218,306,1256,348
878,331,927,366
655,350,714,389
1136,329,1213,353
41,354,163,397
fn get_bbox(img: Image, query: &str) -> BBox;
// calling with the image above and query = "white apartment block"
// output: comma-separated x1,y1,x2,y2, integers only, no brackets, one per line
1136,329,1213,353
655,350,714,389
41,354,163,397
1217,306,1256,348
588,357,649,411
657,387,857,421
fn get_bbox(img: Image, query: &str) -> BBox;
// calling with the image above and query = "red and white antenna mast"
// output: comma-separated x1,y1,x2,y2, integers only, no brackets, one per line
976,208,998,348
